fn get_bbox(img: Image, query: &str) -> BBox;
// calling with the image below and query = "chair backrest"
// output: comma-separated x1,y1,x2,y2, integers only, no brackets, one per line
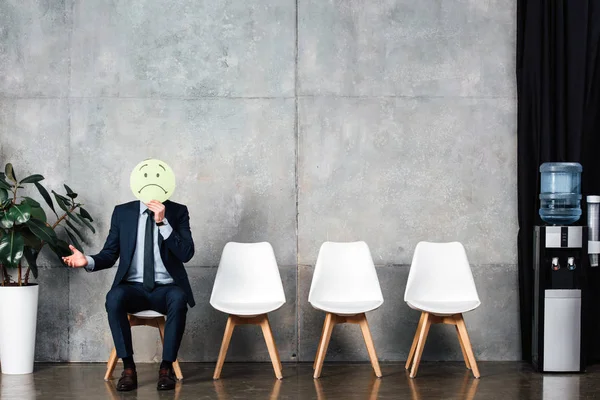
308,241,383,304
404,241,479,303
210,242,286,305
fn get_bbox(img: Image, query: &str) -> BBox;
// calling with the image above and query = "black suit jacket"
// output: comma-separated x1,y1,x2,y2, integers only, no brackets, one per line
89,200,196,307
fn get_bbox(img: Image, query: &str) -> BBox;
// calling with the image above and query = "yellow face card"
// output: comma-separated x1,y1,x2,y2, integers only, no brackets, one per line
130,159,176,203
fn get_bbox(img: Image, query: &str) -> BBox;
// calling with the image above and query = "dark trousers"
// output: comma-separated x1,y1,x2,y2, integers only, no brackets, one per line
105,282,188,362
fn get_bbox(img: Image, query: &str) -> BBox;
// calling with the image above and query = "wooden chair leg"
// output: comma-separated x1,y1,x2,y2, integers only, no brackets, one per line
455,314,480,379
260,315,284,380
357,313,382,378
104,347,118,381
213,315,236,380
269,317,283,373
156,317,165,342
313,313,335,379
405,312,426,370
313,319,327,369
156,317,184,381
172,360,184,382
410,312,431,378
455,323,471,370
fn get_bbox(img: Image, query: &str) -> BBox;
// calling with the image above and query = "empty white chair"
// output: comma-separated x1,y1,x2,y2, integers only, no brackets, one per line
309,241,384,379
210,242,286,380
404,241,481,378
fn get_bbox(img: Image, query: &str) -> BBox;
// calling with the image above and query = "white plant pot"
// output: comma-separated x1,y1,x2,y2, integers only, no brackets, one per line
0,284,39,374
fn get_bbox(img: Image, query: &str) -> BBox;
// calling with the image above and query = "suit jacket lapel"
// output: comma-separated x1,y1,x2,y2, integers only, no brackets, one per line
125,201,140,265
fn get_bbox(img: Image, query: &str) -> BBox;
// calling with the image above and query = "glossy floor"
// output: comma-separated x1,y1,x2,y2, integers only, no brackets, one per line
0,362,598,399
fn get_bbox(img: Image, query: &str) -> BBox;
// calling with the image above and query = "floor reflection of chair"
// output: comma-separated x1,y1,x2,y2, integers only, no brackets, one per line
407,370,479,400
213,377,282,400
104,381,129,400
314,375,381,400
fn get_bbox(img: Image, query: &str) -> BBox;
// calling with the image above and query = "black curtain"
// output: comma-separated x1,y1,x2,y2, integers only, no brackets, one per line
517,0,600,361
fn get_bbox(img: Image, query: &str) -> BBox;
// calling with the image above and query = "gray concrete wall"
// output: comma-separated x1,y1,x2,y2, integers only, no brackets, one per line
0,0,518,363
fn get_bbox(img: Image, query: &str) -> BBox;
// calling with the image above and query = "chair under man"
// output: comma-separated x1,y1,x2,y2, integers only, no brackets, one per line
104,310,184,381
404,241,481,378
309,241,384,379
210,242,286,379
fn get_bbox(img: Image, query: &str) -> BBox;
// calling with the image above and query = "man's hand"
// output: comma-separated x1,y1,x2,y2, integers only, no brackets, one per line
62,245,88,268
146,200,166,223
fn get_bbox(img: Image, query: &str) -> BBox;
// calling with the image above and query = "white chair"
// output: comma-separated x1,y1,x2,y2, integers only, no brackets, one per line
309,241,384,379
104,310,183,381
210,242,286,380
404,241,481,378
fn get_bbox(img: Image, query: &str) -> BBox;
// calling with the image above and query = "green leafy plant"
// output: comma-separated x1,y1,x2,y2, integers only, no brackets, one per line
0,163,96,286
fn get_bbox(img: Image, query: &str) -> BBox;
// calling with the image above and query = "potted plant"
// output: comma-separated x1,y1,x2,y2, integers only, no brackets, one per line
0,163,95,374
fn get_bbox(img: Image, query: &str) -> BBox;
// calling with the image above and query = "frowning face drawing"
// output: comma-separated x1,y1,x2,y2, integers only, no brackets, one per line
130,159,176,203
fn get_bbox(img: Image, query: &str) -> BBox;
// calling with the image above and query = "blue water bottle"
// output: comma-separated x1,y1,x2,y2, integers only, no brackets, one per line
539,162,582,225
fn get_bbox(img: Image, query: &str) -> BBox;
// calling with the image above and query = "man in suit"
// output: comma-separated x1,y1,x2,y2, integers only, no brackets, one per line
63,199,195,391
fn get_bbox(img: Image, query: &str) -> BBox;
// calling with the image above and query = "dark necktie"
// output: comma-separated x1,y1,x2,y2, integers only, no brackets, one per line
143,209,155,292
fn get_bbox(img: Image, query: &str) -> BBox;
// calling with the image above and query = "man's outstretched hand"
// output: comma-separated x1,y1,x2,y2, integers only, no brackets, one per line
62,245,88,268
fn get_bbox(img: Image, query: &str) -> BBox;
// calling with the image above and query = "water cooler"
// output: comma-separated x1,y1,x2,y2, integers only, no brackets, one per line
532,225,587,372
532,162,589,373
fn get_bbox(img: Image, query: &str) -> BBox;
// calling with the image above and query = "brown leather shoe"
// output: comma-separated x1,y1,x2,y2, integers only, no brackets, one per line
157,367,176,391
116,368,138,392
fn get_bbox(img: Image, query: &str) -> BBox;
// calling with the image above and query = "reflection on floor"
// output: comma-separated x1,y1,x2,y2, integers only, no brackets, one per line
1,362,599,399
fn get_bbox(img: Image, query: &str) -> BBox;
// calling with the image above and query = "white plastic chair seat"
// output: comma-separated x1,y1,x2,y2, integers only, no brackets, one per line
308,241,384,316
211,300,285,316
310,299,383,315
404,242,480,314
130,310,164,319
406,299,481,315
210,242,286,318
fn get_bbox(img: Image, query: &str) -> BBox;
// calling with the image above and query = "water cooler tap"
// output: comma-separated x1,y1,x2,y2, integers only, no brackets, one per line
567,257,576,271
551,257,560,271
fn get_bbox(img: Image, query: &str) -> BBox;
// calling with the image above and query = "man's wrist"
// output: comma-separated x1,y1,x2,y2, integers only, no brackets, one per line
84,256,95,272
158,219,173,239
156,218,168,226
